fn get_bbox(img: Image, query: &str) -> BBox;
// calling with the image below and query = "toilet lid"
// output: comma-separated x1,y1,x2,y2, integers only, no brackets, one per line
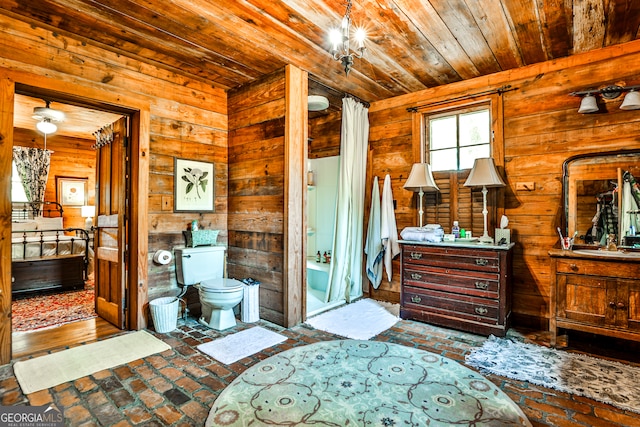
199,278,244,292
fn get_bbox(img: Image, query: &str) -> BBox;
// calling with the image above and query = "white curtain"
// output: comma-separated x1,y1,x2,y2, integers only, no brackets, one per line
325,97,369,303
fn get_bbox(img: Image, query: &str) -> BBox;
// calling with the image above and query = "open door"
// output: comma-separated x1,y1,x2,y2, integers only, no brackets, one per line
94,117,128,329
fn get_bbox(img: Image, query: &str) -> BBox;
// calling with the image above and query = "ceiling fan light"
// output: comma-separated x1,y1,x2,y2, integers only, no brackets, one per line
36,119,57,135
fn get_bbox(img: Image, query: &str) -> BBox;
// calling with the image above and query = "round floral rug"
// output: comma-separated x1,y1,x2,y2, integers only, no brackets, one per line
206,340,531,426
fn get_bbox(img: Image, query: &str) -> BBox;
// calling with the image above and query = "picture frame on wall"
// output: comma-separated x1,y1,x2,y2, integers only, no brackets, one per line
174,158,215,212
56,176,88,207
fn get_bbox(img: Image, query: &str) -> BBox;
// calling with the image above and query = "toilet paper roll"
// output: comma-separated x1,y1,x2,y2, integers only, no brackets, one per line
153,250,173,265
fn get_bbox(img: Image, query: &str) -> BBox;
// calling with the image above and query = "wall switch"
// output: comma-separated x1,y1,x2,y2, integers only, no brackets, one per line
516,182,535,191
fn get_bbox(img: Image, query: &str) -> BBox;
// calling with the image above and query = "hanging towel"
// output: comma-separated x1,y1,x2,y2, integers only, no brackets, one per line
381,174,400,282
365,177,384,288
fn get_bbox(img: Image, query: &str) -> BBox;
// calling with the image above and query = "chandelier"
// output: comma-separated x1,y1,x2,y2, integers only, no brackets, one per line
329,0,366,76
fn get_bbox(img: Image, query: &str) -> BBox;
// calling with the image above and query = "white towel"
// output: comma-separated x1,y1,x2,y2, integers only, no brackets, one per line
381,174,400,281
365,177,384,288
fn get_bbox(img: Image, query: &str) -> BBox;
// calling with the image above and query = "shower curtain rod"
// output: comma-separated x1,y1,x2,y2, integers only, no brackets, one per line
309,77,370,108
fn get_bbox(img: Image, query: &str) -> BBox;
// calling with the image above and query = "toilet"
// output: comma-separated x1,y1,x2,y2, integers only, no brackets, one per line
175,246,244,330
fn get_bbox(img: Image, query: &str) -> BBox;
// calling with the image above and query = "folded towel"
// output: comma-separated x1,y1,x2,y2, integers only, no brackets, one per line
381,174,400,282
365,177,384,288
400,226,444,242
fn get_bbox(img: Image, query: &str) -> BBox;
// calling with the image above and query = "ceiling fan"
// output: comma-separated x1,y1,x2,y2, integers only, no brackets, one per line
32,100,65,135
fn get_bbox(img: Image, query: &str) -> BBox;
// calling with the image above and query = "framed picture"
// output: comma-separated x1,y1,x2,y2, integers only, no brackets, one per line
174,158,215,212
56,176,88,207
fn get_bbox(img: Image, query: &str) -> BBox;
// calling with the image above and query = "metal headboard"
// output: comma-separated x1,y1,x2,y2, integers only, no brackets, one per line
11,201,64,220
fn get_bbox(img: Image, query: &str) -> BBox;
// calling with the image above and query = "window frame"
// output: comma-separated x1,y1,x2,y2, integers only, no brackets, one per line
425,103,492,172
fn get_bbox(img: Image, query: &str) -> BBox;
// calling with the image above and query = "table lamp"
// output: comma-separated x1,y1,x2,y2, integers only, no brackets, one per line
403,163,439,228
463,158,505,244
81,205,96,229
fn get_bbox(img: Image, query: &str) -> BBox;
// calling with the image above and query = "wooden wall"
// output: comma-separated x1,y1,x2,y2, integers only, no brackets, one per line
227,70,288,325
12,128,95,229
367,40,640,327
0,13,227,326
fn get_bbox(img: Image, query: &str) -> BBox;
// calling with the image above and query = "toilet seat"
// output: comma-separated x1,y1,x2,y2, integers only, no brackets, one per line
199,278,244,293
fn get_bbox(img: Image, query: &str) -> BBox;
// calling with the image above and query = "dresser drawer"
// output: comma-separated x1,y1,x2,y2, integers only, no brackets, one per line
402,245,500,273
403,264,500,298
403,286,500,324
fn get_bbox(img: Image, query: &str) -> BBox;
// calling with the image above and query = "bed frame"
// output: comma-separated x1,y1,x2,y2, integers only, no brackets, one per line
11,201,91,297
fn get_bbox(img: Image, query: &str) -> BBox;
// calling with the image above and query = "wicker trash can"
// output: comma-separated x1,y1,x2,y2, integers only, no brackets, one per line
149,297,179,333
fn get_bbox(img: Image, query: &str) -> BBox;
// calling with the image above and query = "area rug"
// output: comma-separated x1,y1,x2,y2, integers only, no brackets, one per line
197,326,287,365
206,340,531,426
465,335,640,414
14,330,171,394
12,280,96,332
305,298,399,340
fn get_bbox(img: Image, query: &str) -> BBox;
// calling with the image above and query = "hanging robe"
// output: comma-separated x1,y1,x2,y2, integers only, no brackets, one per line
381,174,400,281
365,176,384,288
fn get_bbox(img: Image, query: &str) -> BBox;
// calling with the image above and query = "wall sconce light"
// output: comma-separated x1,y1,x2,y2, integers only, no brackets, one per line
570,85,640,113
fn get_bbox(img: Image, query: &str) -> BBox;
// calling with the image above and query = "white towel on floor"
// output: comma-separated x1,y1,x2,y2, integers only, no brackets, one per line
381,174,400,281
365,177,384,288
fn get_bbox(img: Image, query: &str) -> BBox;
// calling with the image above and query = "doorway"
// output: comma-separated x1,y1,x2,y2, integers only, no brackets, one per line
0,77,150,364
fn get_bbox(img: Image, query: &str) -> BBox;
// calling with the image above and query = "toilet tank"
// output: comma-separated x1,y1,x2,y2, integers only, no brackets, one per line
175,246,226,285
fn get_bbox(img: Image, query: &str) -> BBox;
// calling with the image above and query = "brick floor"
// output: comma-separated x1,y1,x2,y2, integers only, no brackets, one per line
1,314,640,426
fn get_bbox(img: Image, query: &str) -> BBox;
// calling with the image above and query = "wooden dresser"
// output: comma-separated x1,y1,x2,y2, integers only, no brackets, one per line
549,249,640,347
399,241,514,336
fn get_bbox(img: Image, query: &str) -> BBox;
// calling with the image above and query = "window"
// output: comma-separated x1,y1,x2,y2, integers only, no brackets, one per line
426,106,491,171
11,161,28,202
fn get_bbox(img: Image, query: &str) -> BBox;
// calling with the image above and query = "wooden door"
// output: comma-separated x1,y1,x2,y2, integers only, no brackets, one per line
94,117,128,329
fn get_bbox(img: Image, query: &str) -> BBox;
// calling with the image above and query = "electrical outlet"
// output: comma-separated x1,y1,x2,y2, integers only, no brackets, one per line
516,182,535,191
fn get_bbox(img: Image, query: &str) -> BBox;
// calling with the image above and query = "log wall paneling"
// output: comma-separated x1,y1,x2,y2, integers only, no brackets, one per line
367,39,640,328
0,13,226,361
228,69,288,326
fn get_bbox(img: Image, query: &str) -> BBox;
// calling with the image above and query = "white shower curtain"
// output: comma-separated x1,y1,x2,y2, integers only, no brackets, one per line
325,97,369,303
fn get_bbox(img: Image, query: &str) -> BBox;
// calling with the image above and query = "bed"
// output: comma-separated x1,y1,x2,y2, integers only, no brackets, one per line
11,201,93,297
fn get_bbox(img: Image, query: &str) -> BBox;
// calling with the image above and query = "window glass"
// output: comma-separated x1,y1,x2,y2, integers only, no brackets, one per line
12,161,28,202
426,106,491,171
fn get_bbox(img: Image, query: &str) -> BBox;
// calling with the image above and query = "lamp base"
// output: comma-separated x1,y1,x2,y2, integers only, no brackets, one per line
478,234,494,245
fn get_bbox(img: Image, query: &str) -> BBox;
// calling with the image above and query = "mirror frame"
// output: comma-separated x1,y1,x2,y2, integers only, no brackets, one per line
562,149,640,246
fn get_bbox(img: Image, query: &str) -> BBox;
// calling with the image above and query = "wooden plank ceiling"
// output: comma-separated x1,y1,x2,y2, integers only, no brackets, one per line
3,0,640,108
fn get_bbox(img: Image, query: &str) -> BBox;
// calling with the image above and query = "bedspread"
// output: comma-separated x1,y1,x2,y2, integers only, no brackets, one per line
12,235,89,260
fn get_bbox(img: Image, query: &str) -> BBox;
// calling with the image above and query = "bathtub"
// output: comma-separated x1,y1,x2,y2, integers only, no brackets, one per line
307,257,329,293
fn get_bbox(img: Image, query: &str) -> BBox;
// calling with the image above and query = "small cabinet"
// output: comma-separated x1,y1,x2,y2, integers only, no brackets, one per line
399,241,514,336
549,249,640,346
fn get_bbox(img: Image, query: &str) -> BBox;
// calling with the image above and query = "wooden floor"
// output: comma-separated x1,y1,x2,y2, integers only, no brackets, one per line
12,317,122,360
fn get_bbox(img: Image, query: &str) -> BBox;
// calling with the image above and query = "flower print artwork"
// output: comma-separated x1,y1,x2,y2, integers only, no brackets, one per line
174,158,215,212
181,167,208,199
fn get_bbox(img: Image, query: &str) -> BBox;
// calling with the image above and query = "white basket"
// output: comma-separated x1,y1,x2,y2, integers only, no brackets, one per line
149,297,179,333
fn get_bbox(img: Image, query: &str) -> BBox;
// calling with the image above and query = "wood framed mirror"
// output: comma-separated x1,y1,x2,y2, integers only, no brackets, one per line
562,150,640,247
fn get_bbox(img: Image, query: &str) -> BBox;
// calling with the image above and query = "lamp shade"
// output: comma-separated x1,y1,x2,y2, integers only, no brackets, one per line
403,163,439,192
620,90,640,110
36,119,57,135
577,94,599,113
464,158,506,188
81,205,96,218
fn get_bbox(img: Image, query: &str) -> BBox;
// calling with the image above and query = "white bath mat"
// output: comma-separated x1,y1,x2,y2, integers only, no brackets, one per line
197,326,287,364
14,331,171,394
305,298,399,340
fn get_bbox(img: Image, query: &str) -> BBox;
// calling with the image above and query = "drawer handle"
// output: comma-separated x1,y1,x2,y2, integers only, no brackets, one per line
609,301,616,308
609,301,626,309
411,273,422,280
475,307,488,315
475,258,489,266
617,302,626,309
474,281,489,290
569,263,579,271
411,295,422,303
410,252,423,260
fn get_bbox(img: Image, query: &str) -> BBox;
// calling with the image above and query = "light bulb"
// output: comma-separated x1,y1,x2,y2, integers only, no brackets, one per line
36,119,57,135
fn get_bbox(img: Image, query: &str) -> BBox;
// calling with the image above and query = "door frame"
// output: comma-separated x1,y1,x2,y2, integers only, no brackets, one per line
0,69,150,365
